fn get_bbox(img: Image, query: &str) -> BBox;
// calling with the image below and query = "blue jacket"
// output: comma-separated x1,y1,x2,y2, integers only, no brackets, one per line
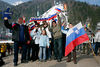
39,35,50,47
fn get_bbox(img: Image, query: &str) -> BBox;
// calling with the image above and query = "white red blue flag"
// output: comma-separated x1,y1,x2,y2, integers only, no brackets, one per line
29,13,57,22
65,22,89,56
55,8,61,12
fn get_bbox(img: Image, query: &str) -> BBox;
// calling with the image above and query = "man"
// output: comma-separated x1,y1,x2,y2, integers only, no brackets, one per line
82,27,91,55
4,17,30,66
95,29,100,55
52,14,62,62
26,25,33,62
61,23,77,64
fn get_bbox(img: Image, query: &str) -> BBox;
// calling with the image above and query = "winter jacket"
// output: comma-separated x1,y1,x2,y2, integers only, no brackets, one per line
4,20,30,42
30,28,41,44
39,35,50,47
52,15,62,39
95,31,100,42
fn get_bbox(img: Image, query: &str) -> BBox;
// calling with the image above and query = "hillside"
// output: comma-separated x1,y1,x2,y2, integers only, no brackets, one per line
64,0,100,30
0,0,13,29
0,0,12,10
0,0,100,30
11,0,54,21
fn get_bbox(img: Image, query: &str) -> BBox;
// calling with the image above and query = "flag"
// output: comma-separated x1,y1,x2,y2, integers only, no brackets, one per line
29,13,57,22
65,22,89,56
23,16,26,23
55,8,61,12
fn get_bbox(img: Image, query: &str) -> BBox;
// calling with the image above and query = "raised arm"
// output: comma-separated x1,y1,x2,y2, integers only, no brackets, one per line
61,26,68,34
4,17,12,30
61,22,69,34
57,14,61,27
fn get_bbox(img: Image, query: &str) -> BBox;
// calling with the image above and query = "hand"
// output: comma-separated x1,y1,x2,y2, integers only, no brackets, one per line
62,22,66,26
4,17,8,20
27,40,30,44
47,22,50,25
47,46,49,48
23,16,25,20
56,12,59,15
49,41,51,43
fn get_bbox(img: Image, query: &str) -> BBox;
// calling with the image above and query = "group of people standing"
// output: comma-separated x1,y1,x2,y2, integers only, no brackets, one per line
3,13,100,66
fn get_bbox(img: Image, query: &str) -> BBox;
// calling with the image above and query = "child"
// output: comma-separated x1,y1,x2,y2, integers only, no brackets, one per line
39,30,50,62
90,33,95,50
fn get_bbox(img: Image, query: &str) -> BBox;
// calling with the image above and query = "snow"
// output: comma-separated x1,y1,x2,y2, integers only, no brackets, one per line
12,1,24,6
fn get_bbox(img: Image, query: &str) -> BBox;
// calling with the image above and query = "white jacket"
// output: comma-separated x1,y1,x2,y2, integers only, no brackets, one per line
30,28,41,44
39,35,50,47
95,31,100,42
42,27,52,38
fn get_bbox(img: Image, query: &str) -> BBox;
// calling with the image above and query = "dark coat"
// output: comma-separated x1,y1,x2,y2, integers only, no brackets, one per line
4,20,30,42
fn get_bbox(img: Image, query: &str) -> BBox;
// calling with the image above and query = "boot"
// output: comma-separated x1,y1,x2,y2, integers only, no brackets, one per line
66,53,71,62
73,49,77,64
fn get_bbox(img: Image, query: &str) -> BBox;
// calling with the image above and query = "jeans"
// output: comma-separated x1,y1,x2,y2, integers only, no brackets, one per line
31,44,39,61
47,45,51,59
53,38,62,60
13,42,27,63
21,44,27,61
26,44,31,61
39,47,46,60
91,43,95,51
13,42,19,63
95,42,100,55
47,38,52,59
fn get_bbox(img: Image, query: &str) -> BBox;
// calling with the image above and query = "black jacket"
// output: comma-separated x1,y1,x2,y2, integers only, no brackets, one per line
4,20,30,42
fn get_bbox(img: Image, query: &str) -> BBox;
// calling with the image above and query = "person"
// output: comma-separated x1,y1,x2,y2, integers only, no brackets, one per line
52,14,62,62
4,17,30,66
61,22,77,64
90,33,95,50
1,44,5,57
39,30,50,62
94,29,100,55
26,25,33,62
61,22,67,56
0,56,5,66
41,21,52,60
6,43,11,55
30,23,41,61
82,27,91,55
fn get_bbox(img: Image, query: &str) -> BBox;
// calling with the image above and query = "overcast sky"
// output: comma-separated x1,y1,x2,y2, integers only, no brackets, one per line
76,0,100,5
1,0,31,4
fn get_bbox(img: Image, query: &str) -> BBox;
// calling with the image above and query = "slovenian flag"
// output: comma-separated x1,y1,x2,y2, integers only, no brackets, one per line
55,8,61,12
65,22,89,56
